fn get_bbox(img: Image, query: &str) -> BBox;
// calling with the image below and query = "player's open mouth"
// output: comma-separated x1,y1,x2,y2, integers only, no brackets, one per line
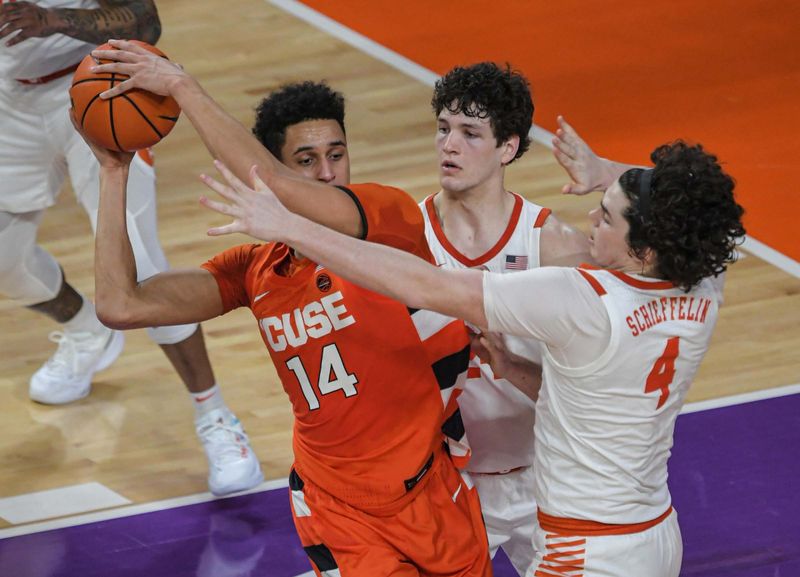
441,161,460,172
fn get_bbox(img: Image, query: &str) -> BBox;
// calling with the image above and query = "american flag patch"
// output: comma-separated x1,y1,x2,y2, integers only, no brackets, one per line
504,255,528,270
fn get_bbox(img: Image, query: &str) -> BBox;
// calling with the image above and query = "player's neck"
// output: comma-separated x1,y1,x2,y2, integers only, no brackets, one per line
433,187,517,258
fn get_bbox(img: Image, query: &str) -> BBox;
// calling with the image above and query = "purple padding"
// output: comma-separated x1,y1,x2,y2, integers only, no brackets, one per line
670,394,800,577
0,490,311,577
1,394,796,577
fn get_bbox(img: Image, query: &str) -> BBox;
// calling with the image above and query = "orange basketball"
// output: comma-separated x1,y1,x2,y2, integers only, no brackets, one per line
69,41,181,152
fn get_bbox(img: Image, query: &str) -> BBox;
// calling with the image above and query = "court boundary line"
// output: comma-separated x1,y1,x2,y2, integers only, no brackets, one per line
267,0,799,278
2,381,796,540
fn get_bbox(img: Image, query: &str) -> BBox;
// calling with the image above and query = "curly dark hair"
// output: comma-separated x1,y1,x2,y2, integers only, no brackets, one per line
252,81,346,160
619,142,745,291
431,62,533,164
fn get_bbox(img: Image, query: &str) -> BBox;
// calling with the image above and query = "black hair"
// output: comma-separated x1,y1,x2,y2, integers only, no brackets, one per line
619,142,746,290
252,81,345,160
431,62,533,163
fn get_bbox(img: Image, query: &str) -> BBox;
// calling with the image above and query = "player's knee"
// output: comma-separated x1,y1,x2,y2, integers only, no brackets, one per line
147,323,199,345
0,246,61,304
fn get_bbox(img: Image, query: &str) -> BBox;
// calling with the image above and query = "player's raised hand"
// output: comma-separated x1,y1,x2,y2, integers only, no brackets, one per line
200,161,295,242
552,116,606,195
68,109,135,169
92,39,186,99
0,1,59,45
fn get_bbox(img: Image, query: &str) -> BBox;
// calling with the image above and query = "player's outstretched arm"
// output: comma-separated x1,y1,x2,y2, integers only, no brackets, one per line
553,116,640,195
469,331,542,402
0,0,160,47
90,40,364,238
81,135,225,329
200,163,489,328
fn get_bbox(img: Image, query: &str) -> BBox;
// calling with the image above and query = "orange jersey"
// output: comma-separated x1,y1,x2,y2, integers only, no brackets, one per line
203,183,469,513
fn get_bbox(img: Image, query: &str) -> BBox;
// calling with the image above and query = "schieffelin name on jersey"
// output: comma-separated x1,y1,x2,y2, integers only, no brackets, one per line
626,295,712,337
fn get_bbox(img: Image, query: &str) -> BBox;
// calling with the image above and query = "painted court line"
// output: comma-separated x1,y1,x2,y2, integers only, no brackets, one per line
680,382,800,414
0,477,288,540
0,482,130,525
2,382,797,539
268,0,799,278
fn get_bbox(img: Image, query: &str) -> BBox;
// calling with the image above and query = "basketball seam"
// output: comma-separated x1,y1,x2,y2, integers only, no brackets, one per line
70,77,116,87
109,73,123,152
121,93,167,139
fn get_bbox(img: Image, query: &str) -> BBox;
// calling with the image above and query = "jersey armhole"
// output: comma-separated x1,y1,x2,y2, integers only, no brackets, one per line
335,185,368,240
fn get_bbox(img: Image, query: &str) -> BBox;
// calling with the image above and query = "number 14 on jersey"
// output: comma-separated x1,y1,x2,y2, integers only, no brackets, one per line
286,343,359,410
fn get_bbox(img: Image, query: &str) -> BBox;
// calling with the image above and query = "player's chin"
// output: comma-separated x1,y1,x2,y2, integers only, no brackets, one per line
439,173,467,192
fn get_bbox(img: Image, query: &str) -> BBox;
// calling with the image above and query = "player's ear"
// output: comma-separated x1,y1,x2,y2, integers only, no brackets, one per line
500,135,520,165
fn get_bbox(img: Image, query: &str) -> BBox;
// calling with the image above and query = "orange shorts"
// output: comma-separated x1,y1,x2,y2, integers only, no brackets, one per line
289,452,492,577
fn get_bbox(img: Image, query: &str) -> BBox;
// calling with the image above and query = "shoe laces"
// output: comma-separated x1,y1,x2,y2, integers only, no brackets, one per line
197,412,251,465
44,330,97,377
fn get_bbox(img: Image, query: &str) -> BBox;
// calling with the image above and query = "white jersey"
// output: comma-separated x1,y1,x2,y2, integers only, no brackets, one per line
0,0,98,81
421,192,550,473
484,265,720,525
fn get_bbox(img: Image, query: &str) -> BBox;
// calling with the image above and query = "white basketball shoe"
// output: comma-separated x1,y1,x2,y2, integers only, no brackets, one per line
29,326,125,404
196,407,264,496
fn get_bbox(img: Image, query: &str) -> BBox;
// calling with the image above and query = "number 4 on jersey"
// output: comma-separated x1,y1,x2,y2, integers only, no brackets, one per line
645,337,680,409
286,343,359,410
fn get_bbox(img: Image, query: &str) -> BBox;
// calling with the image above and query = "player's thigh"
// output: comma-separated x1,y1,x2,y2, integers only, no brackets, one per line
414,462,492,577
528,510,682,577
0,81,68,213
288,470,419,577
472,466,537,567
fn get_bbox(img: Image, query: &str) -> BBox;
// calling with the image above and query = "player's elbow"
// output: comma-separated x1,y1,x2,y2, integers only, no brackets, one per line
95,294,141,330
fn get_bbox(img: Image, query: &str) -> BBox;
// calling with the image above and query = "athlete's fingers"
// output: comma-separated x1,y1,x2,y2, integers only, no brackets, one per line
213,160,253,197
553,148,575,169
98,77,136,98
199,174,242,206
556,115,578,139
198,193,240,219
91,49,141,64
206,222,243,237
108,38,152,54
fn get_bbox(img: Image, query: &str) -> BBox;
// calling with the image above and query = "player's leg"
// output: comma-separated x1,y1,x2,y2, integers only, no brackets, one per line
70,139,262,495
526,509,682,577
0,209,124,403
288,469,420,577
414,458,493,577
472,467,538,577
0,78,124,403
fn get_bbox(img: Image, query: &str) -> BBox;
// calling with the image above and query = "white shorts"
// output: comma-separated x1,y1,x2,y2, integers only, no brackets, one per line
526,509,682,577
471,465,538,576
0,76,197,344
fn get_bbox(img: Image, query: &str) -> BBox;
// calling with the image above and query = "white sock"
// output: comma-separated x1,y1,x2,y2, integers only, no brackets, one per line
192,383,226,418
64,296,106,334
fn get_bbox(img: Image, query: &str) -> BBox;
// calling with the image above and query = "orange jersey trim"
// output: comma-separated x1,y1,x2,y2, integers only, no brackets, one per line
576,268,606,296
579,263,675,290
425,193,524,267
533,207,552,229
538,506,673,536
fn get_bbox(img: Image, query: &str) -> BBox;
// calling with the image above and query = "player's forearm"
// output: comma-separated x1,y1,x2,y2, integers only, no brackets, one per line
94,167,142,329
51,1,160,45
170,76,288,184
284,214,486,326
593,158,640,191
502,360,542,403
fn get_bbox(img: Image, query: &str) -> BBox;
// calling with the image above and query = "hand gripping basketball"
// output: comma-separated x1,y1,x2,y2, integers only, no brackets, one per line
69,40,181,152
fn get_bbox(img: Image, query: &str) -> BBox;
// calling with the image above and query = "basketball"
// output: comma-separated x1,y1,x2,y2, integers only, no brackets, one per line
69,40,181,152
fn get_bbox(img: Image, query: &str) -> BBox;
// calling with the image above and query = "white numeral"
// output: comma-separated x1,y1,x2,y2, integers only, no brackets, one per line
287,344,358,410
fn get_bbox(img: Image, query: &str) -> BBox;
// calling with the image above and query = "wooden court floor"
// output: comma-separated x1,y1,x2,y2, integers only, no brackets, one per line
0,0,798,528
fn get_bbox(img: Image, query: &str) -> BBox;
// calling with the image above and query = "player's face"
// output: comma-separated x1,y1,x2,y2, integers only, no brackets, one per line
588,181,642,271
280,119,350,185
436,108,517,194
